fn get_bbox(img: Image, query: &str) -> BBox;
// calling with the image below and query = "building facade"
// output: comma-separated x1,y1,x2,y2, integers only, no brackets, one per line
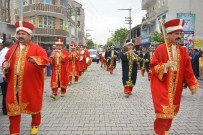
141,0,203,48
0,0,85,48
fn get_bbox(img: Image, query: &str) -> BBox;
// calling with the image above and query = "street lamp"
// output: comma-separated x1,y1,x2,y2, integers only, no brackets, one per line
117,8,132,40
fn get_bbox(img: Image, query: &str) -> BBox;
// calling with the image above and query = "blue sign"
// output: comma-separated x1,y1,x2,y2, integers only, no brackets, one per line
141,37,151,45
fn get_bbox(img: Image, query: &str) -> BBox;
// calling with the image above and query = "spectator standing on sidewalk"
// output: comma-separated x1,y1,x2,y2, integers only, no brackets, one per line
0,39,4,51
120,40,138,97
96,51,100,64
0,39,14,115
2,21,49,135
150,18,199,135
46,47,52,76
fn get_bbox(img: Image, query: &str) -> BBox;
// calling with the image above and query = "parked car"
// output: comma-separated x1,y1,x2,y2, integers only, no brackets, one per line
88,49,97,62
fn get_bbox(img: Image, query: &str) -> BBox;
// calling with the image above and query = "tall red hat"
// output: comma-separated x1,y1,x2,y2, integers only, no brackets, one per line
15,21,34,35
164,19,185,34
55,38,64,46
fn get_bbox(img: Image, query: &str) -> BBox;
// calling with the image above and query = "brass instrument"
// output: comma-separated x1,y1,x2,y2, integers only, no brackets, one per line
124,50,137,60
50,49,61,65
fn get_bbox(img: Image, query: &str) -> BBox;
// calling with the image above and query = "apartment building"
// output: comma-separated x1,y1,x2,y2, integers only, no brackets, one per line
1,0,85,48
140,0,203,48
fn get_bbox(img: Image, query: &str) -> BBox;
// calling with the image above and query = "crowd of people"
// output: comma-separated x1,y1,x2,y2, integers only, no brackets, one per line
0,18,201,135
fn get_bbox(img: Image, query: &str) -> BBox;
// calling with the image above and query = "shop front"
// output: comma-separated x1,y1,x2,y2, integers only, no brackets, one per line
134,37,141,51
140,37,151,50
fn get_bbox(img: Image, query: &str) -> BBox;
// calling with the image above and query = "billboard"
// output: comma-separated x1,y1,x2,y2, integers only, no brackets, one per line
177,13,196,32
183,31,194,48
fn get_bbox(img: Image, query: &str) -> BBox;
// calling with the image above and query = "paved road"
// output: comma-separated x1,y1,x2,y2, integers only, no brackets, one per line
0,62,203,135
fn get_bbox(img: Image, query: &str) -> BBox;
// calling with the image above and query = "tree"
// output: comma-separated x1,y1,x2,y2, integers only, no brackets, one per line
112,28,129,48
151,31,164,44
86,39,95,49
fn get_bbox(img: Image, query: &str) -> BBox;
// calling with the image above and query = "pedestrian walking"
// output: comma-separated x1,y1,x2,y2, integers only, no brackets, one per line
120,40,138,97
96,51,100,64
50,39,70,99
2,21,49,135
0,39,4,51
150,18,199,135
0,39,14,115
46,47,52,77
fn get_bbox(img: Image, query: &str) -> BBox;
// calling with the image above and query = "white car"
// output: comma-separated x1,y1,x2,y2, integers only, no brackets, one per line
88,49,97,62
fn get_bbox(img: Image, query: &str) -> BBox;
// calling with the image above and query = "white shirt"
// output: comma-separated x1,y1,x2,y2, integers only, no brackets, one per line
17,43,25,75
164,44,177,73
0,47,9,83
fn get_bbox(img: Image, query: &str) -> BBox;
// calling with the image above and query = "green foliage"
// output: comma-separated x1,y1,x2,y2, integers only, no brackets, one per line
86,39,95,49
151,31,164,43
112,28,129,47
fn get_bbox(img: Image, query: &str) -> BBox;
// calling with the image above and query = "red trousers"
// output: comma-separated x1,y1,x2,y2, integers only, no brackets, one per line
141,68,145,76
154,118,173,135
69,76,79,83
148,73,151,80
109,67,113,74
9,112,41,134
52,88,66,95
124,86,133,94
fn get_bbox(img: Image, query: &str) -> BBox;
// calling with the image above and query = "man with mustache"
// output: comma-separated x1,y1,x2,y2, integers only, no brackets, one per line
150,18,199,135
2,21,49,135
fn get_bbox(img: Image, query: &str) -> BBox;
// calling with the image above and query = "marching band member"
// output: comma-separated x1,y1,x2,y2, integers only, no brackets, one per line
68,43,80,84
2,21,49,135
120,40,138,97
107,45,117,74
144,46,154,81
50,39,70,99
150,18,199,135
100,48,106,68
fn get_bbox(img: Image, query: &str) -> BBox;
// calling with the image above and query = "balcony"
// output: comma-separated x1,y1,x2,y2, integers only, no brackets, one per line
15,4,68,19
33,28,68,37
142,0,156,10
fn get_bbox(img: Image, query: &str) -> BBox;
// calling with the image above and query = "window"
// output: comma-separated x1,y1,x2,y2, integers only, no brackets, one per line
60,19,63,29
60,0,67,8
38,16,56,29
45,0,51,4
52,0,56,5
39,0,52,4
39,0,44,4
29,16,35,25
39,16,43,28
29,0,35,4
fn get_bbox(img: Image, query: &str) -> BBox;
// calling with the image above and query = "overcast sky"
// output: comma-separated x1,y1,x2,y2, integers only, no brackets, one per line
76,0,146,45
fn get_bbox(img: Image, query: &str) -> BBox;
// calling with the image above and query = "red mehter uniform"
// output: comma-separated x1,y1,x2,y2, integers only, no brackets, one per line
150,19,199,135
50,39,70,98
68,44,80,84
3,21,49,135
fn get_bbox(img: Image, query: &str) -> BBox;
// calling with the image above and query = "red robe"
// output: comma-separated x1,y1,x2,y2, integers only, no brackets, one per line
4,42,49,116
50,50,70,89
68,51,80,77
150,43,199,119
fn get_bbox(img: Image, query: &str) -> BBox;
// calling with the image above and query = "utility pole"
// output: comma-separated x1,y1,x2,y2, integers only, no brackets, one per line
19,0,23,21
117,8,132,40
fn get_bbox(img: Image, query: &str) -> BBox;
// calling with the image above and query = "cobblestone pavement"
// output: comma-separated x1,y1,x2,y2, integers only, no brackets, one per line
0,62,203,135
